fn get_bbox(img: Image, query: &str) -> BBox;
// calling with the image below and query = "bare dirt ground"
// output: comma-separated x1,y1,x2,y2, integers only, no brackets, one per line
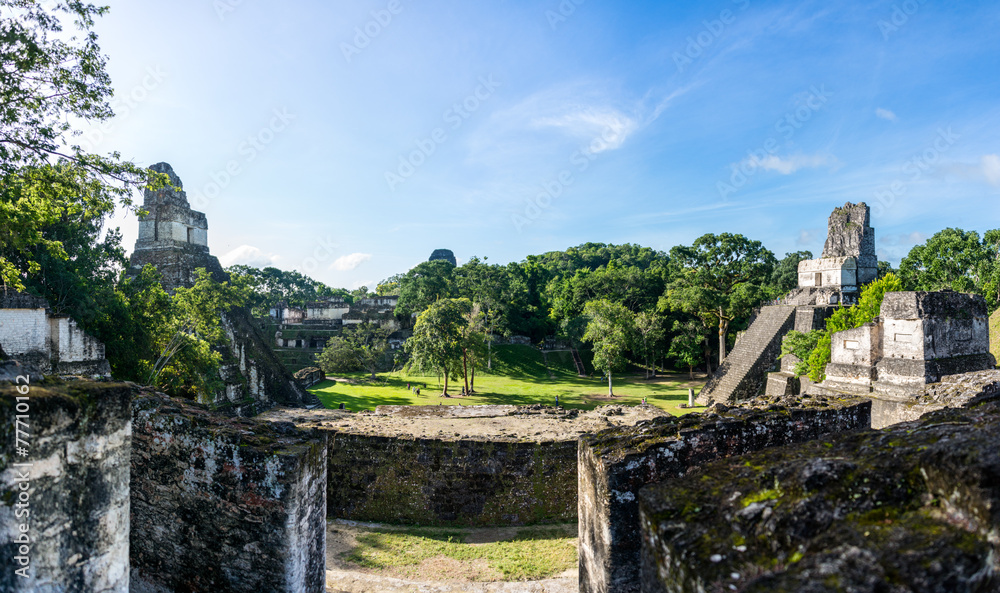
264,402,670,442
325,520,579,593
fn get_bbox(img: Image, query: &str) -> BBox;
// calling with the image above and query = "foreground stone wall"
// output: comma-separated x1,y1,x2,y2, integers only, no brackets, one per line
131,392,327,593
578,397,871,593
0,382,131,592
639,395,1000,593
327,432,578,526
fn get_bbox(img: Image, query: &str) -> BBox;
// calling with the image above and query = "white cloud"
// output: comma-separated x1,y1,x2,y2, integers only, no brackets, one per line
219,245,281,268
981,154,1000,187
330,252,372,272
875,108,897,122
748,153,838,175
532,108,638,154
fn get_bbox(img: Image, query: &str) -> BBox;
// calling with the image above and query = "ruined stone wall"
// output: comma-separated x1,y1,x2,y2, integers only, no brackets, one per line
0,382,131,592
0,294,111,376
639,396,1000,593
130,392,327,593
992,309,1000,364
577,398,871,593
327,432,578,526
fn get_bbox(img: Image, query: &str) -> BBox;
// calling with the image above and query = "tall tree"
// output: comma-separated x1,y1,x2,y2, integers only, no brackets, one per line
664,233,776,364
633,310,666,378
899,228,988,296
1,0,159,292
668,319,705,379
395,260,456,317
582,299,636,397
405,298,471,396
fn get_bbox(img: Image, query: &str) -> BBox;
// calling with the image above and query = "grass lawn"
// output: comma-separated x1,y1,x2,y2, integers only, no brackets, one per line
311,345,706,415
340,523,577,582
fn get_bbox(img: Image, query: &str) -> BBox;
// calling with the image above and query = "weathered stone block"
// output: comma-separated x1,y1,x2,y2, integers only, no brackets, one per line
1,382,131,592
639,399,1000,593
764,372,798,397
578,399,871,593
130,393,327,593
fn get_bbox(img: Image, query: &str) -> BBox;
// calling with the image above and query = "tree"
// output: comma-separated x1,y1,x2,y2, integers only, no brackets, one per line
459,303,487,394
405,298,471,396
668,319,705,379
1,1,161,292
634,310,666,378
395,260,456,317
227,265,348,315
664,233,776,364
899,228,988,296
315,322,391,379
768,251,812,298
454,256,505,369
582,299,636,397
804,273,904,382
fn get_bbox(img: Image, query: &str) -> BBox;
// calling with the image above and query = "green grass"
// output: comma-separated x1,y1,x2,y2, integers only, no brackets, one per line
311,345,705,415
343,524,576,581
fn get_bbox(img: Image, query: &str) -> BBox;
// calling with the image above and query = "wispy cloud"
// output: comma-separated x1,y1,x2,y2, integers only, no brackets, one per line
747,153,839,175
330,252,372,271
875,107,897,122
945,154,1000,187
219,245,281,268
532,108,638,154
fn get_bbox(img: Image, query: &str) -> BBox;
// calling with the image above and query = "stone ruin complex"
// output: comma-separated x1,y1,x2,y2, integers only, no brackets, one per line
269,294,405,356
4,198,1000,593
126,162,318,415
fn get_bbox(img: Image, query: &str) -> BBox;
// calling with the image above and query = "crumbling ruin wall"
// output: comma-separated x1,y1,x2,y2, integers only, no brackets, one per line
992,309,1000,364
578,397,872,593
0,382,131,592
327,432,578,526
130,392,327,593
638,394,1000,593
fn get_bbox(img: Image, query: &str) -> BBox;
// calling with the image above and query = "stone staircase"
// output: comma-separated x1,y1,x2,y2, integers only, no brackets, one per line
571,348,587,377
697,305,797,405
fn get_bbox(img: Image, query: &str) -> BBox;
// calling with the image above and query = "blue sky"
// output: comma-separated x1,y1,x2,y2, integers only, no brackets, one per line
89,0,1000,290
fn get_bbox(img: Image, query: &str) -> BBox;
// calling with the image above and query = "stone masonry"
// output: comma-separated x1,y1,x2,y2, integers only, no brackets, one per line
130,391,327,593
0,382,131,592
577,396,872,593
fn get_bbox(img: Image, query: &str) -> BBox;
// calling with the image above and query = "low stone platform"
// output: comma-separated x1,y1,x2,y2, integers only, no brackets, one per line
638,397,1000,593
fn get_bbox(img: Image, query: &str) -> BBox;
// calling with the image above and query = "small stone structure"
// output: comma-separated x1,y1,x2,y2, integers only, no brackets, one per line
293,366,325,388
127,162,317,415
262,404,669,527
429,248,457,266
638,392,1000,593
131,391,327,593
1,382,131,592
577,396,872,593
0,292,111,377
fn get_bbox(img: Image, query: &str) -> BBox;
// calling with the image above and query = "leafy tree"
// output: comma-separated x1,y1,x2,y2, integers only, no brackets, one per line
805,273,904,382
0,1,161,291
315,337,362,375
768,251,812,298
149,269,247,399
454,256,506,369
664,233,776,364
395,260,456,317
899,228,988,296
779,330,823,376
459,303,487,394
316,322,390,379
405,298,471,395
227,265,348,315
582,299,636,397
634,310,666,378
668,319,705,379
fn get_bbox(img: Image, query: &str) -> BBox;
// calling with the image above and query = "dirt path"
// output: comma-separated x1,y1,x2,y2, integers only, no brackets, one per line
325,520,578,593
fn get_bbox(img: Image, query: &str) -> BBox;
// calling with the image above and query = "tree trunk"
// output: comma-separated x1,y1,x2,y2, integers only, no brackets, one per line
704,337,713,376
688,364,694,380
718,310,729,365
608,372,614,397
442,367,449,396
470,357,476,394
487,339,492,370
462,348,470,395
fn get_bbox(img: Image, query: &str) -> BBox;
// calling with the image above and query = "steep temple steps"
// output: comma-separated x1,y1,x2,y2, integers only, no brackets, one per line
697,305,797,405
